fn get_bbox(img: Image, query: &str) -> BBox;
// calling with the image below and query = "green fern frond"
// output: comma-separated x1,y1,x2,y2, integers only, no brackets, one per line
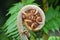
21,0,35,5
48,36,60,40
3,2,24,39
6,2,24,15
43,6,60,34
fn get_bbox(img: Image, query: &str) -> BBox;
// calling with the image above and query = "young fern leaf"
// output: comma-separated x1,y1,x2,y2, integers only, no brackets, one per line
3,0,38,39
43,6,60,34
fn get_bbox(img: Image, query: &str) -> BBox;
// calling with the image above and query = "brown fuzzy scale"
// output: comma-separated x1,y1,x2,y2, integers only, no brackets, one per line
22,9,42,30
22,30,30,37
31,22,39,29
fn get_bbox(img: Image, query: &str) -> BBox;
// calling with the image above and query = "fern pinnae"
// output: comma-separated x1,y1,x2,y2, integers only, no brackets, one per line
6,27,17,34
7,21,16,30
7,31,18,37
3,13,17,29
12,33,19,38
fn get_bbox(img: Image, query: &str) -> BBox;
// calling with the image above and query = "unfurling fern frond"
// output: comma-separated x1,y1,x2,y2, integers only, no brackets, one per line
3,0,39,39
2,0,60,40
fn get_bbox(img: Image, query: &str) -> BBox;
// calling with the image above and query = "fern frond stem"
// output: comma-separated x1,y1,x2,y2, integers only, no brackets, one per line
21,0,24,3
42,0,49,40
43,0,48,12
43,32,49,40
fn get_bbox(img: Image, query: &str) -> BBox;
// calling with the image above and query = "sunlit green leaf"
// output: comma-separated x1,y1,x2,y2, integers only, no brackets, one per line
22,0,35,5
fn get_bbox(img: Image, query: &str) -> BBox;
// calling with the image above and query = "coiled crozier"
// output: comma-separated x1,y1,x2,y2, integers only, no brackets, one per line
17,5,45,40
